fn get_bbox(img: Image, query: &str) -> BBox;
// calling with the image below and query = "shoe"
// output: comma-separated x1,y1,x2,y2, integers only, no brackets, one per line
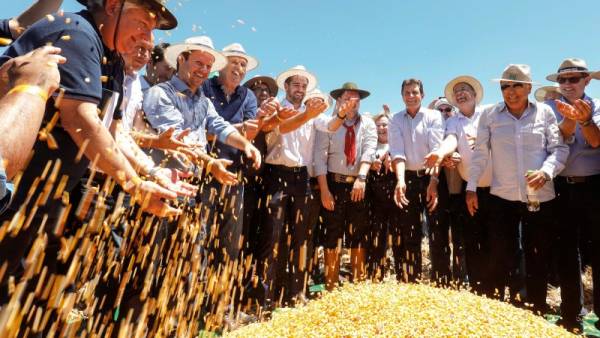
556,317,583,334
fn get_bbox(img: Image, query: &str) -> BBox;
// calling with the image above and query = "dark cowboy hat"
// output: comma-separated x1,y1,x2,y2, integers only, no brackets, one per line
76,0,177,30
330,82,370,100
244,75,279,97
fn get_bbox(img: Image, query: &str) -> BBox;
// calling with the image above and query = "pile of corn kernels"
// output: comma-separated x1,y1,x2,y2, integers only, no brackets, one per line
226,282,575,337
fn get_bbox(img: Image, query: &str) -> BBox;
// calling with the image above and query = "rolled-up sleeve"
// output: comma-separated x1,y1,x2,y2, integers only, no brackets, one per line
243,91,258,120
445,116,459,137
204,99,238,143
143,86,185,133
540,108,569,178
313,130,330,177
360,119,377,163
467,109,492,192
428,111,445,152
389,114,406,162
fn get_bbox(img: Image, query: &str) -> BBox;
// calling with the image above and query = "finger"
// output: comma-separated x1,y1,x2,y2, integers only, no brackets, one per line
220,159,233,168
177,128,191,140
154,203,182,218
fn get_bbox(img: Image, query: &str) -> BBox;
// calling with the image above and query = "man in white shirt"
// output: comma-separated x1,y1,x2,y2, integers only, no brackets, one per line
389,78,445,284
466,64,568,314
424,75,493,296
258,65,342,307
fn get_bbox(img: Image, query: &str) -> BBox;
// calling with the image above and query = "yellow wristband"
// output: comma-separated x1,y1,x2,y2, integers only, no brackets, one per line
7,84,48,102
206,159,214,173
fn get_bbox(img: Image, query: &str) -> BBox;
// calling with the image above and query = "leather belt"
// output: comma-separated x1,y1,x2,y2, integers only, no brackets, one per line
267,164,307,174
406,169,427,177
329,172,356,184
564,176,587,184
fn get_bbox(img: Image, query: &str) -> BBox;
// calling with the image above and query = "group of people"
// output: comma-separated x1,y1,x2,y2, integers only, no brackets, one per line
0,0,598,335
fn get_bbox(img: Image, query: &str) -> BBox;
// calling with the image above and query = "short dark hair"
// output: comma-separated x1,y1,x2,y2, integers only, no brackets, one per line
150,42,170,64
401,78,424,95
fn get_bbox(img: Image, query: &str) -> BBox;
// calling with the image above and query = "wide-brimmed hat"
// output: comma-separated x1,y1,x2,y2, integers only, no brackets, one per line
303,89,333,109
76,0,177,30
222,43,258,71
275,65,317,92
330,82,370,100
534,85,562,102
243,75,278,97
546,58,591,82
444,75,484,106
433,98,455,111
164,36,227,71
492,64,538,84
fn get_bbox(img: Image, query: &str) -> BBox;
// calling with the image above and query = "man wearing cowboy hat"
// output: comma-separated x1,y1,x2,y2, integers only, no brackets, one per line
466,64,568,315
259,65,345,308
544,58,600,332
388,78,446,284
424,75,494,295
314,82,377,290
143,36,261,187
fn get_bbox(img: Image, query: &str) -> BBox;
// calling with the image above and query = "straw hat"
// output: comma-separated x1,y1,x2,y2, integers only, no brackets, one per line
303,89,333,109
444,75,484,106
534,85,561,102
243,75,278,97
546,58,591,82
221,43,258,71
492,64,538,84
330,82,370,100
275,65,317,92
164,36,227,71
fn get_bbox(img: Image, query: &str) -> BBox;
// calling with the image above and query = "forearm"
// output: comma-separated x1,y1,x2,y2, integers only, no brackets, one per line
259,114,281,133
327,116,344,132
279,112,310,134
114,124,156,175
581,123,600,148
393,159,406,183
357,161,371,176
130,131,160,149
16,0,63,28
317,175,329,192
437,135,458,157
0,91,46,178
558,119,576,140
224,131,251,151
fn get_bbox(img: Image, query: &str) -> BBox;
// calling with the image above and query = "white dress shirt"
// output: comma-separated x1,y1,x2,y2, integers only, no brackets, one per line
467,101,569,202
389,107,444,170
264,98,332,176
445,105,493,187
121,72,144,132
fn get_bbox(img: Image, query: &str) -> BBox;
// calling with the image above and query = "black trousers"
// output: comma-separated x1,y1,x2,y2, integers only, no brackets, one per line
487,194,556,314
258,165,312,305
458,185,493,296
366,170,396,280
322,175,370,249
555,175,600,322
392,172,447,283
428,173,452,286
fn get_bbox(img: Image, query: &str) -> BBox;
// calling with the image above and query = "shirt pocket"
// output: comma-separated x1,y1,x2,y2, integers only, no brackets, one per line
520,123,545,151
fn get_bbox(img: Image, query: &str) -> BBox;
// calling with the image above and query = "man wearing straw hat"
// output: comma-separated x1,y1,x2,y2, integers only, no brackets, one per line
259,65,344,308
466,64,568,315
544,58,600,332
424,75,493,295
314,82,377,290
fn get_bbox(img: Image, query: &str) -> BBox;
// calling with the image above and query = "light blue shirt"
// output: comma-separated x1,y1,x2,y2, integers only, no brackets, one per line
142,75,237,147
545,94,600,177
389,107,445,171
467,101,569,203
314,115,377,177
0,154,12,214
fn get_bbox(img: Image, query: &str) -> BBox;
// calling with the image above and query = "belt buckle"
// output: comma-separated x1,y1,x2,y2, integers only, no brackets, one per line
566,177,576,184
345,175,354,184
416,170,425,177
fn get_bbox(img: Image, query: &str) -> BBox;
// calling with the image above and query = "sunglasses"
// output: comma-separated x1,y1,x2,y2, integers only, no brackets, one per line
556,76,585,84
438,107,453,113
500,83,524,91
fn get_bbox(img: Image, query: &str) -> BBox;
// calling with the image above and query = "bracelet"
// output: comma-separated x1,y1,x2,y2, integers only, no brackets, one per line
580,119,593,127
206,159,215,173
7,84,48,102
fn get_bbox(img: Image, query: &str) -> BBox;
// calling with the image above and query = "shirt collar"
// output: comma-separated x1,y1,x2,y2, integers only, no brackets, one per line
171,75,202,97
499,100,536,118
401,107,424,118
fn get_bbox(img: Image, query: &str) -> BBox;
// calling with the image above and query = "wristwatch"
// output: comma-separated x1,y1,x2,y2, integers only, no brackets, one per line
357,174,367,181
336,112,345,120
580,119,593,127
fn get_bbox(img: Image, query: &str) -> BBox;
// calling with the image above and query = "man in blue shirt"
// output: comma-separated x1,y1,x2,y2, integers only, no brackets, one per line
0,0,179,324
546,58,600,333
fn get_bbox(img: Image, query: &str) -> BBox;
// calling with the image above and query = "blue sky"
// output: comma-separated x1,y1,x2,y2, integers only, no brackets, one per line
5,0,600,114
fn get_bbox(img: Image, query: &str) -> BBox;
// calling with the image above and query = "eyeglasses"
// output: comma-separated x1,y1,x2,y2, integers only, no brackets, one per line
438,107,453,113
557,76,585,84
500,83,524,91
